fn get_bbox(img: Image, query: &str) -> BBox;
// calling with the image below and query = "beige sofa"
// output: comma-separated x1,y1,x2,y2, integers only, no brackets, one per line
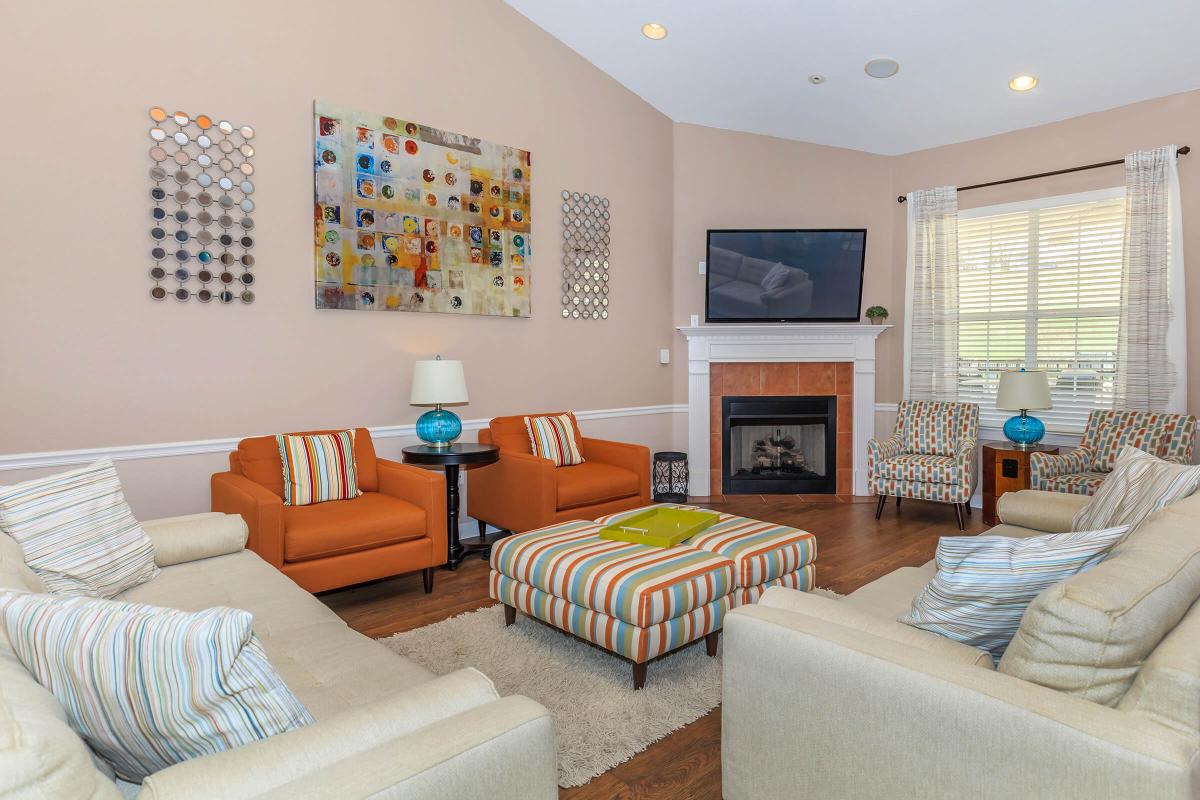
722,490,1200,799
0,513,557,800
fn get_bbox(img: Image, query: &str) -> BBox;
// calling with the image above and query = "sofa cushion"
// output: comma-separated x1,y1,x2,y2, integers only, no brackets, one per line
525,413,585,467
0,530,44,592
1072,445,1200,532
117,550,434,719
840,564,937,619
1000,493,1200,706
237,428,378,498
709,281,767,315
0,592,313,782
1042,470,1108,496
737,255,777,284
555,461,640,511
282,493,426,562
0,459,158,598
490,412,583,456
875,453,958,485
758,587,994,669
1091,421,1158,471
277,431,362,506
998,489,1091,534
902,410,958,457
761,261,790,290
900,526,1129,660
1117,596,1200,736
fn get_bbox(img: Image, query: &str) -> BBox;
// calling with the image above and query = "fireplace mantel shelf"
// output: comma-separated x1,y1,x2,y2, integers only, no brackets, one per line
677,323,891,497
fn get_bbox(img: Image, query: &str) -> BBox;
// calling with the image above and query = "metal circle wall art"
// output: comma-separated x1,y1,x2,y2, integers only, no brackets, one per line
147,107,257,304
559,189,611,320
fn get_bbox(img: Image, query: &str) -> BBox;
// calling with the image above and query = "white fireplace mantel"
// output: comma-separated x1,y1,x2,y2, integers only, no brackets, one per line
677,324,892,497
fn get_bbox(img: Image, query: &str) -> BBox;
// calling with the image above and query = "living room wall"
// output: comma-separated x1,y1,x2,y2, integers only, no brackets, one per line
672,89,1200,424
0,0,678,514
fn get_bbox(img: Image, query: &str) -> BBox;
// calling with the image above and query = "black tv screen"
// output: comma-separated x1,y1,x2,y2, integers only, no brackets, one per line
705,229,866,323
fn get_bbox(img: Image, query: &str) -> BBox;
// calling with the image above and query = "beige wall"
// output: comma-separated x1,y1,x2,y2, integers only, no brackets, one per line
0,0,676,459
670,123,898,399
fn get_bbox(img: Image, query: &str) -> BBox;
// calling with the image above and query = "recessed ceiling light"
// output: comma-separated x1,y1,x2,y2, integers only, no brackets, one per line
641,22,667,40
1009,74,1038,92
864,58,900,79
808,74,826,85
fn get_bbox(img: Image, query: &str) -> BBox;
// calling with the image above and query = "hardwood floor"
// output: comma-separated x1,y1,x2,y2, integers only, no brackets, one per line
320,495,988,800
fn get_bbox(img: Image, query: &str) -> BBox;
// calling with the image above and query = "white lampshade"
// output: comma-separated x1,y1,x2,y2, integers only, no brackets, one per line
410,357,468,406
996,369,1052,411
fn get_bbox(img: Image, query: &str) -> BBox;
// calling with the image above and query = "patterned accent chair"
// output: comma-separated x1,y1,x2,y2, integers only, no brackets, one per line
1030,410,1197,495
869,400,980,530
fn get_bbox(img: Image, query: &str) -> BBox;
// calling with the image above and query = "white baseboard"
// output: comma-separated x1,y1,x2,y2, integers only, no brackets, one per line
0,404,689,472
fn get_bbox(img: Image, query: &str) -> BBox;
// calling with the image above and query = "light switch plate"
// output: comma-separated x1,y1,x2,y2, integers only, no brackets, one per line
659,348,670,365
699,260,706,275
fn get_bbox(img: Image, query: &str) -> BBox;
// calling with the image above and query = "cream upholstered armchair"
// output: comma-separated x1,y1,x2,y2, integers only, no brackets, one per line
868,400,980,530
1030,409,1196,495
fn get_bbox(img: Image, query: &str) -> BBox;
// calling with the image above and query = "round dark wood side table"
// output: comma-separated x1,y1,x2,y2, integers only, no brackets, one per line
402,443,500,570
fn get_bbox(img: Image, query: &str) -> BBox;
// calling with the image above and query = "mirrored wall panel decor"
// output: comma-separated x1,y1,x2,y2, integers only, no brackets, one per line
147,107,257,304
313,102,531,317
560,189,610,320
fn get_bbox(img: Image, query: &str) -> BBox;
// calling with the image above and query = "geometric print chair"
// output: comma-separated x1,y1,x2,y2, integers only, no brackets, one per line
1030,409,1196,496
868,400,980,530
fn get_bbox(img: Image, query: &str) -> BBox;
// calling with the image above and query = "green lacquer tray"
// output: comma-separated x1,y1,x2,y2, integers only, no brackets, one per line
597,507,720,548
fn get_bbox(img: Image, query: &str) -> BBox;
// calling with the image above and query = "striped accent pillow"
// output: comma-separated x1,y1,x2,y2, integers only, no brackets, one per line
524,413,585,467
0,591,313,782
899,526,1131,661
276,430,361,506
1073,445,1200,533
0,460,158,598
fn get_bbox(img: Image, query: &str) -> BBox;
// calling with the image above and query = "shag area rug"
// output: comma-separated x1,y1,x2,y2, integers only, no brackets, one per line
379,604,722,787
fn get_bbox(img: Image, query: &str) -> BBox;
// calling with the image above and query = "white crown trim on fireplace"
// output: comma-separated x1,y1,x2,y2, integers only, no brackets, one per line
677,324,892,497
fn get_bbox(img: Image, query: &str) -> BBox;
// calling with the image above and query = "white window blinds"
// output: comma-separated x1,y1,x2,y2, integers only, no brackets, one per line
956,189,1125,433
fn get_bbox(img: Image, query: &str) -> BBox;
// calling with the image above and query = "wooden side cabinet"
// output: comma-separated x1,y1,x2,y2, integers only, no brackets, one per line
982,441,1059,526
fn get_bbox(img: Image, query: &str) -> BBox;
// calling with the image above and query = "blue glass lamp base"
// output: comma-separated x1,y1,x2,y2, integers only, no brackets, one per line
415,407,462,448
1003,413,1046,449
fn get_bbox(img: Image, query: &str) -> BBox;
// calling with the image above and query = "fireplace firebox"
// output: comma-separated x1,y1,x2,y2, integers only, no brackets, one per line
721,395,837,494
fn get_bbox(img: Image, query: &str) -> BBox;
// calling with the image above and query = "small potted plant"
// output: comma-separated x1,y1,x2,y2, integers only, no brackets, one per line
865,305,889,325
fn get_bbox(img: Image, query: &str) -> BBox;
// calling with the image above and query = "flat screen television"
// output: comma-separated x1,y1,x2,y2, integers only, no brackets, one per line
705,229,866,323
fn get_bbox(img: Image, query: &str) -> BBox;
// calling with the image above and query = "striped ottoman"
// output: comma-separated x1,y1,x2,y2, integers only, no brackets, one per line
597,505,818,605
489,507,817,689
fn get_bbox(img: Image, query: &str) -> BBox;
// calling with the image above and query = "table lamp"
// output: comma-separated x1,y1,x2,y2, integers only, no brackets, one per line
996,368,1052,449
410,355,468,448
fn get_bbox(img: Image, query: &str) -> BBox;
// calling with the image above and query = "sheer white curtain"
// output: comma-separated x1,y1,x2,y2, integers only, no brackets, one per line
904,186,960,401
1116,145,1187,413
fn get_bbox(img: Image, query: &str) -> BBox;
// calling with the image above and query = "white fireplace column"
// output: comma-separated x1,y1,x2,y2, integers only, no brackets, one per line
678,324,891,498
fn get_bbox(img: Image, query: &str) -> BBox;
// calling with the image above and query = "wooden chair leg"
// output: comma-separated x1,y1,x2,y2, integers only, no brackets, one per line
896,496,902,507
477,519,487,537
422,567,434,594
705,631,720,657
964,502,972,516
632,661,648,690
954,503,966,531
874,495,886,520
503,604,517,626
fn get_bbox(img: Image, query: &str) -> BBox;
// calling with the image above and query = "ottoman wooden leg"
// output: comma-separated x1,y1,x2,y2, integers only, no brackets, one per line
503,604,516,626
705,631,720,657
632,661,647,691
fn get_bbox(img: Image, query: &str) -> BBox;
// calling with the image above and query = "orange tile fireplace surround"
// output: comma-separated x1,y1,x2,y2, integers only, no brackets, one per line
708,362,854,497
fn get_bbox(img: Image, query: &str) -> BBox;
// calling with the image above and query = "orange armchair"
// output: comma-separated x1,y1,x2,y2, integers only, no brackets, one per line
467,413,651,534
211,428,446,594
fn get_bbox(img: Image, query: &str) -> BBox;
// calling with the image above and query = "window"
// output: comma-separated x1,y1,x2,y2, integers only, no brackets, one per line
956,188,1125,433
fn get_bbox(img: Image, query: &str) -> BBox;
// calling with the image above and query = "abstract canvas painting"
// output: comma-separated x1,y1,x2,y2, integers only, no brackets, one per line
313,102,531,316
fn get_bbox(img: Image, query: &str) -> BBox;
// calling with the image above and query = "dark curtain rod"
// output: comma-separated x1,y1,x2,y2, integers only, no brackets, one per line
896,145,1190,203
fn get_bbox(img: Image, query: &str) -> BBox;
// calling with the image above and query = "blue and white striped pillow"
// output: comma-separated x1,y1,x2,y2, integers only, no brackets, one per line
0,459,158,597
899,526,1131,661
0,591,313,782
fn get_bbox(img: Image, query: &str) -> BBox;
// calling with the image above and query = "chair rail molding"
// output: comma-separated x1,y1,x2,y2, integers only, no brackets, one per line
678,324,891,497
0,404,687,472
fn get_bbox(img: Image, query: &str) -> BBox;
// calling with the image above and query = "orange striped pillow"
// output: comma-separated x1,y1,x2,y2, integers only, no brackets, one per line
524,414,585,467
275,431,361,506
